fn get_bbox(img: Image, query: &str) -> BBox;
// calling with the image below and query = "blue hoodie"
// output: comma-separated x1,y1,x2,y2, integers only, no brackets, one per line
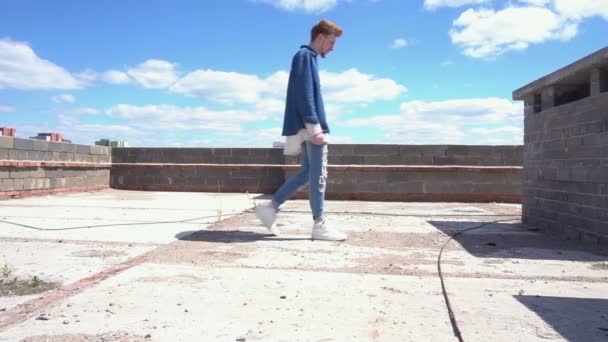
281,45,329,136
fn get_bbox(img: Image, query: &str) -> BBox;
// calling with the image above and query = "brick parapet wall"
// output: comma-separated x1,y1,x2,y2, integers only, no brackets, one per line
0,137,111,199
285,144,522,166
110,147,285,165
1,137,524,204
111,146,522,203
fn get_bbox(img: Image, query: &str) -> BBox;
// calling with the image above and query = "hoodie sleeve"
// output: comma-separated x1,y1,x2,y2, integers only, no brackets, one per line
293,51,320,126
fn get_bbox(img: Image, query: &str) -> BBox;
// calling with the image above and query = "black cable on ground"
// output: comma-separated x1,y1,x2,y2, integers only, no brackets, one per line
0,212,245,231
0,210,520,232
437,219,520,342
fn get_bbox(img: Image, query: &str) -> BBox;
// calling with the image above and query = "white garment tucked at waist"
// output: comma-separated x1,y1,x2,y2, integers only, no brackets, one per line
283,123,325,156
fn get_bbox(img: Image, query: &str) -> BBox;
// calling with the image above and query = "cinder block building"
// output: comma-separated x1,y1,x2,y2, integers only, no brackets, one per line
513,46,608,244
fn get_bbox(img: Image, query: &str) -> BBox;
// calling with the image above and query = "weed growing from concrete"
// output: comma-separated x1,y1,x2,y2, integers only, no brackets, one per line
31,275,42,287
2,263,11,278
246,191,258,209
591,263,608,270
0,263,59,297
216,206,223,223
216,180,223,222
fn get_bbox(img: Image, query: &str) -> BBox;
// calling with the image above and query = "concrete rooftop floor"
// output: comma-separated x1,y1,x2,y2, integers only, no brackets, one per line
0,189,607,342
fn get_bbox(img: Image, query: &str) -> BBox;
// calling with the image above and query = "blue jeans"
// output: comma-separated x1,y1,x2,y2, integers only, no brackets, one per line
273,141,328,220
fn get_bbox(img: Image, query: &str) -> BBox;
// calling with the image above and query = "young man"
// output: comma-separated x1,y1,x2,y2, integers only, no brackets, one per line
256,19,347,241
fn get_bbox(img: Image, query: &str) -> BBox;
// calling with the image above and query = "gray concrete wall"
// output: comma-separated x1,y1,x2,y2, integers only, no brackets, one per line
321,144,521,166
0,136,523,203
514,46,608,244
111,148,286,194
111,145,522,203
111,147,285,164
0,137,111,199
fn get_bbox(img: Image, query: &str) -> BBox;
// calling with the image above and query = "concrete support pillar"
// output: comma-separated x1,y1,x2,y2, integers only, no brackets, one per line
591,68,608,96
541,86,556,111
523,95,536,115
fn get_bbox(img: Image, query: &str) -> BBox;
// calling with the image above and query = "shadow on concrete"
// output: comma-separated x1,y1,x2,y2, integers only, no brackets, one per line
429,220,608,262
515,295,608,342
174,231,200,239
175,229,311,243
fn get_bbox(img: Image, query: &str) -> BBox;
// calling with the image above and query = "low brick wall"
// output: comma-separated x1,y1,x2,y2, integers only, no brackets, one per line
310,144,522,166
111,145,522,203
111,148,286,194
0,139,523,203
0,137,111,199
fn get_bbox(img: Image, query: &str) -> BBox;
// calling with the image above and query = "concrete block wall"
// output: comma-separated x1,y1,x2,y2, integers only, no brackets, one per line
315,166,521,202
289,145,521,202
111,148,286,193
0,137,523,203
112,145,522,203
290,144,522,166
0,136,111,199
513,46,608,244
111,147,285,164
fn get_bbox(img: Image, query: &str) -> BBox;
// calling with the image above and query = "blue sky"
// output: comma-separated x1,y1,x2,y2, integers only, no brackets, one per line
0,0,606,147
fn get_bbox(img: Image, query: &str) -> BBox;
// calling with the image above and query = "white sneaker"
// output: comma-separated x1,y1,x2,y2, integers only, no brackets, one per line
256,204,279,235
311,219,347,241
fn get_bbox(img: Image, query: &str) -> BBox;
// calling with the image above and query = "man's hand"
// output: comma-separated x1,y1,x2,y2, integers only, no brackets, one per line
312,132,326,145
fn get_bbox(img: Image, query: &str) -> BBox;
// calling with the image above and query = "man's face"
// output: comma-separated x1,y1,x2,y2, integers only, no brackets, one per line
319,34,337,58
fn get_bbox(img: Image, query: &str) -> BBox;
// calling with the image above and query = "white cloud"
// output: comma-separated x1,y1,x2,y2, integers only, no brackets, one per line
424,0,490,10
127,59,179,89
518,0,552,6
340,97,523,145
390,38,408,49
50,103,280,147
401,97,519,116
324,102,352,121
468,126,523,135
59,107,101,115
166,138,214,148
52,93,76,104
0,38,87,90
448,1,608,59
554,0,608,20
449,6,577,59
54,117,137,144
75,69,98,84
328,135,355,144
255,98,285,117
170,67,405,112
262,70,290,98
170,70,267,104
105,104,265,134
216,127,283,148
257,0,341,13
481,136,524,145
0,104,16,112
75,108,101,115
320,69,407,103
102,70,131,84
